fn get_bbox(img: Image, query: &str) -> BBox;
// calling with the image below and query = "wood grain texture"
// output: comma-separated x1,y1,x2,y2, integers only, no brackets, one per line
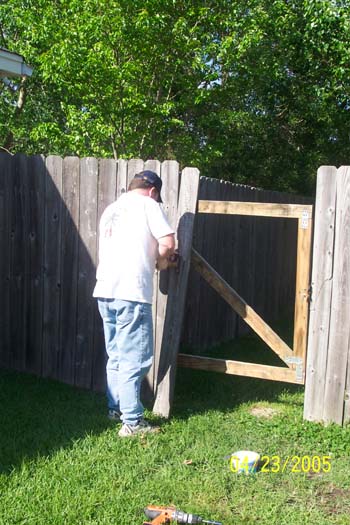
152,167,200,417
42,156,63,379
0,153,12,368
323,167,350,424
127,158,144,187
304,167,337,422
10,155,29,371
116,159,128,198
184,176,208,347
198,200,313,219
177,354,299,383
26,155,45,375
148,161,179,401
92,159,117,392
293,216,313,361
60,157,80,385
75,158,98,389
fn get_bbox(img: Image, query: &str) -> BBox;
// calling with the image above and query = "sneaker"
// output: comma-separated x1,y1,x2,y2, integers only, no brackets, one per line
118,418,159,437
108,409,122,422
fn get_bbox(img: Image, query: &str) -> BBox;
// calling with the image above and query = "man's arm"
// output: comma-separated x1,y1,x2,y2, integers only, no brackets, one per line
157,234,175,270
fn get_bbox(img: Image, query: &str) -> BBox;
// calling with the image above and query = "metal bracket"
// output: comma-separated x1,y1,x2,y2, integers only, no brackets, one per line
285,356,304,382
300,210,309,229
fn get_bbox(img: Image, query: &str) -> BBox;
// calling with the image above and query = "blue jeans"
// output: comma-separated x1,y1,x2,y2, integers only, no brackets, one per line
97,298,153,425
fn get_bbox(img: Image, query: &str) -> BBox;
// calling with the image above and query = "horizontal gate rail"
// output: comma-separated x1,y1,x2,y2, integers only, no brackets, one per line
198,200,312,219
177,354,300,384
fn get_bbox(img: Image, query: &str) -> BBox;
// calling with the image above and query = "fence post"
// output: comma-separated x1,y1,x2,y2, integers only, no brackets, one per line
304,166,350,426
304,166,337,422
323,166,350,424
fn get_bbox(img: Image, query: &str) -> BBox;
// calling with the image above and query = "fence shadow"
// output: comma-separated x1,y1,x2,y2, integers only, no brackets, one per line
0,153,113,473
0,357,301,474
0,153,108,393
0,368,110,474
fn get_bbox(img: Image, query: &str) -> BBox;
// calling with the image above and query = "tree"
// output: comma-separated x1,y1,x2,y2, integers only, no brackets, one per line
194,0,350,193
0,0,212,159
1,0,349,194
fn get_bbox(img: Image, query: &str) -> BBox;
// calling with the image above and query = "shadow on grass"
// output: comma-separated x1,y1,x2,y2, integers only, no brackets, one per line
173,332,304,418
0,368,110,474
1,332,303,473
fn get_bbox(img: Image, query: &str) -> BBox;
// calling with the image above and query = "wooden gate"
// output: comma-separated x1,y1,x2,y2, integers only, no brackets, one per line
177,200,313,385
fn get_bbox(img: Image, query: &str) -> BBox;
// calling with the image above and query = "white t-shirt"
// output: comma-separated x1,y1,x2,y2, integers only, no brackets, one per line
93,192,174,303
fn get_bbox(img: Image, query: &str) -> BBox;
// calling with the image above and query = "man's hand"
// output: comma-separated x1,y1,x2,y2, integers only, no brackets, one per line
156,255,169,271
156,250,180,272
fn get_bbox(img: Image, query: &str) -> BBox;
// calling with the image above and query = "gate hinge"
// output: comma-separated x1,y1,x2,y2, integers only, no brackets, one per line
300,210,310,229
285,356,304,383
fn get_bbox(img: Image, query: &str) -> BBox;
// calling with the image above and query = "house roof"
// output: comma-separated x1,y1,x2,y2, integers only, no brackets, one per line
0,48,33,77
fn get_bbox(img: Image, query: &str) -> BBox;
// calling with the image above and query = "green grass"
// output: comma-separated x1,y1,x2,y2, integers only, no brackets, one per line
1,334,350,525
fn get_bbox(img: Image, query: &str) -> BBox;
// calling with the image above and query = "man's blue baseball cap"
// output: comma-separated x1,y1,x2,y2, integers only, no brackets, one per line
134,170,163,203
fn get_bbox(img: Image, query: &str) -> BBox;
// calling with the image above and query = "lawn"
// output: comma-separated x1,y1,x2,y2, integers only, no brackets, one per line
1,334,350,525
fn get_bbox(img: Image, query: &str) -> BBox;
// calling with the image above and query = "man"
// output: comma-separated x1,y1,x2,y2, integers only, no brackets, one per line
93,170,175,437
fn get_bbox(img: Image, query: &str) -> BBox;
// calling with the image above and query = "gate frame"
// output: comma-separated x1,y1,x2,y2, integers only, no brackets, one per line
177,200,313,385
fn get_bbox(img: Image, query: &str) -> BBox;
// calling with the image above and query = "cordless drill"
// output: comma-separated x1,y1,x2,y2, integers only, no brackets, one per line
144,505,222,525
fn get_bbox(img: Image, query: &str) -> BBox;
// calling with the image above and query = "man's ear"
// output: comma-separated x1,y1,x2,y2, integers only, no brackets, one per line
149,187,158,201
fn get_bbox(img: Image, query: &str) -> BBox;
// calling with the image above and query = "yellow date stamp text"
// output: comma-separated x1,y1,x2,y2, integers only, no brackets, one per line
230,455,331,473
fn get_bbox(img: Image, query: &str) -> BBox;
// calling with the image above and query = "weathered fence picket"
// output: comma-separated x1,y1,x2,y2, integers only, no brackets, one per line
323,168,350,424
153,167,200,417
60,156,80,386
304,166,350,426
74,158,97,389
27,155,45,376
92,158,116,392
150,161,179,398
42,156,62,379
0,153,10,368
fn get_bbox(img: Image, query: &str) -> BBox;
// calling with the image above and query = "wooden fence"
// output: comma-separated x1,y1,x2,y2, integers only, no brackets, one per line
0,154,197,397
0,153,312,400
304,166,350,426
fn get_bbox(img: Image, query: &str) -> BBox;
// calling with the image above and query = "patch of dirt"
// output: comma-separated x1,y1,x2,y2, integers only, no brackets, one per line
316,483,350,515
305,470,324,480
249,406,280,418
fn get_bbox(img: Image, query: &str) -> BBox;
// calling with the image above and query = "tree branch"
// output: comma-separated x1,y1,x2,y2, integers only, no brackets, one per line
110,134,118,160
0,146,14,155
0,24,7,47
3,76,28,151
